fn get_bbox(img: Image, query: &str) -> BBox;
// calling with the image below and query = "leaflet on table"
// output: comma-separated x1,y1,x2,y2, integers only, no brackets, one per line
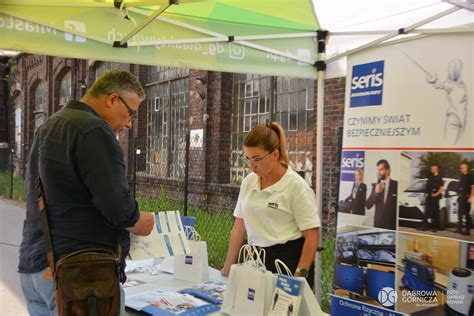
125,290,220,316
129,211,191,260
267,275,303,316
178,281,227,305
123,278,146,288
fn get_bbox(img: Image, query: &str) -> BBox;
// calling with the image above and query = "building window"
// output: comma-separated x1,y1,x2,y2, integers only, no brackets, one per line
230,74,315,185
33,81,45,131
95,61,121,79
59,70,71,107
146,66,190,179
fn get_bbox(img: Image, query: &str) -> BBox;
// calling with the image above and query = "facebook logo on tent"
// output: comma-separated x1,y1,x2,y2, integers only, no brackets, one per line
340,151,364,182
350,60,384,107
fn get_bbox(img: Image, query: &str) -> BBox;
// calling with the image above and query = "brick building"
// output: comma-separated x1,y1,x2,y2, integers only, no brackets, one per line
6,54,346,225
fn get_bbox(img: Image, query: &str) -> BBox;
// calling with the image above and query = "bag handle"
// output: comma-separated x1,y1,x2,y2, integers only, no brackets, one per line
184,226,201,241
237,244,251,263
274,259,293,276
251,245,266,265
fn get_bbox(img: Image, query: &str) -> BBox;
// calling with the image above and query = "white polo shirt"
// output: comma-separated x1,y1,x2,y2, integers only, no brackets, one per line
233,167,321,247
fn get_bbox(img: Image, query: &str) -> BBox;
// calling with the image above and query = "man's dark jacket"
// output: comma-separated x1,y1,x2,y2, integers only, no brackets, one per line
18,100,140,281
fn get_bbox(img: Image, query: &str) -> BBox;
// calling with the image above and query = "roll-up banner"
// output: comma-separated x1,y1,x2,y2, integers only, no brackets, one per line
332,34,474,316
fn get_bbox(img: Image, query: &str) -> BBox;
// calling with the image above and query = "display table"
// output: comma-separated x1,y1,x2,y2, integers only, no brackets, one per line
124,266,226,315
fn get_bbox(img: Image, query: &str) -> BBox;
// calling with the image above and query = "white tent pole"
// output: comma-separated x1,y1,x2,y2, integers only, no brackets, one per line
127,32,318,47
127,37,228,46
234,32,318,40
314,31,327,305
326,6,461,64
0,0,111,7
119,2,174,47
0,0,162,6
330,26,474,35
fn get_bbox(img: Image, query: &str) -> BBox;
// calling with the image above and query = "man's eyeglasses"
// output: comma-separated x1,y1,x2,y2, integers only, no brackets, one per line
244,151,272,165
117,95,137,120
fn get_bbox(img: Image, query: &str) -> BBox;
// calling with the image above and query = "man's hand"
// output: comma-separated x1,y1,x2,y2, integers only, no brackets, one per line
127,212,154,236
375,182,383,194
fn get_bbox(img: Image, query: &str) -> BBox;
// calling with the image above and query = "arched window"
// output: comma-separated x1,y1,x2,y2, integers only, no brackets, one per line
34,81,44,112
33,81,46,131
59,70,71,107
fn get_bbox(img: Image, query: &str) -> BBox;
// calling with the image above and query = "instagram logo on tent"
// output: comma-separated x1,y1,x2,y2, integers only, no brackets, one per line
64,20,87,43
229,43,245,60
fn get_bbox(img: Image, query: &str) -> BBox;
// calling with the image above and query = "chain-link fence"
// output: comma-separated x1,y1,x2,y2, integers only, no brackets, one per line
0,143,24,200
133,133,236,270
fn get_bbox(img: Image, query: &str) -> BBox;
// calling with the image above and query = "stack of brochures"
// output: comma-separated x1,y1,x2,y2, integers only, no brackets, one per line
178,281,226,305
126,289,220,316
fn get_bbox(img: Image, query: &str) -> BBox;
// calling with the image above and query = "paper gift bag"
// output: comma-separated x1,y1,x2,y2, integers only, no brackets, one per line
232,264,274,315
221,245,275,315
173,227,209,282
299,278,324,316
273,259,324,316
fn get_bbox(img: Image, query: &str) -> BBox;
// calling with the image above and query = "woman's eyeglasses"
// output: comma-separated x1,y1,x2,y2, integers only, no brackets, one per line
244,151,272,165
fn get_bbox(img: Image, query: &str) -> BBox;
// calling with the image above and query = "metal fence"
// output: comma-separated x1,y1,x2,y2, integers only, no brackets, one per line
132,134,236,269
0,143,20,200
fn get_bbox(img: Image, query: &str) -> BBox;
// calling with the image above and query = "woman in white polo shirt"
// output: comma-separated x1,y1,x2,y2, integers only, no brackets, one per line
221,122,321,287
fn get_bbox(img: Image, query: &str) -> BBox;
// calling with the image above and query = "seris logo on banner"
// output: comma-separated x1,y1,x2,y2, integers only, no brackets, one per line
350,60,384,108
340,151,365,182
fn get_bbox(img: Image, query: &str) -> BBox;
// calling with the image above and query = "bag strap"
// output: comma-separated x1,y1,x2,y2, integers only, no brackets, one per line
36,176,57,277
87,296,98,316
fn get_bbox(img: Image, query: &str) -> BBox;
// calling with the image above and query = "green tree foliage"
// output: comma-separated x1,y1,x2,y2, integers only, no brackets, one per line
418,152,474,179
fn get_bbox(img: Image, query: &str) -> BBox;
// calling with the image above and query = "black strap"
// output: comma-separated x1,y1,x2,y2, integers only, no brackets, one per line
87,295,98,316
36,176,57,277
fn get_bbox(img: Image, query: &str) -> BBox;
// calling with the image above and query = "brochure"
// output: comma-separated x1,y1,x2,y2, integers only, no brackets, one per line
267,275,303,316
129,211,191,260
178,281,226,305
126,290,220,316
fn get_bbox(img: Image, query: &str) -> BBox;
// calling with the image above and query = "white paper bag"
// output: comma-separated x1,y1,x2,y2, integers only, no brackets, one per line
299,278,324,316
232,264,274,315
173,227,209,282
221,245,275,315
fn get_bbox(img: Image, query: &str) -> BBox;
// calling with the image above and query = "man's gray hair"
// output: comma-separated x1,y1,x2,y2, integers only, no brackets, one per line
87,70,145,100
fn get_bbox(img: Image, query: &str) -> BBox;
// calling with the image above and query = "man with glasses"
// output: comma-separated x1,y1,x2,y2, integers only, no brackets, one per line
18,70,154,315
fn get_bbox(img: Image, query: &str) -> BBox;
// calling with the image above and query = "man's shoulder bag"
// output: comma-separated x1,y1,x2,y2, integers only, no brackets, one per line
37,178,121,316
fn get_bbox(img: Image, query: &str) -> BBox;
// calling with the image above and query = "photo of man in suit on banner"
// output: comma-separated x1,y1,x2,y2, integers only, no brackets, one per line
366,159,398,230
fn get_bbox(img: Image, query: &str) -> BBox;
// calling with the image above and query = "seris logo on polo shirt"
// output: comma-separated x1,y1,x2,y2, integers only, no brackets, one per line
267,202,279,209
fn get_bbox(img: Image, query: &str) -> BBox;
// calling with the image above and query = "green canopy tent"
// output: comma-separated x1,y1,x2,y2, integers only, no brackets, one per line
0,0,323,78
